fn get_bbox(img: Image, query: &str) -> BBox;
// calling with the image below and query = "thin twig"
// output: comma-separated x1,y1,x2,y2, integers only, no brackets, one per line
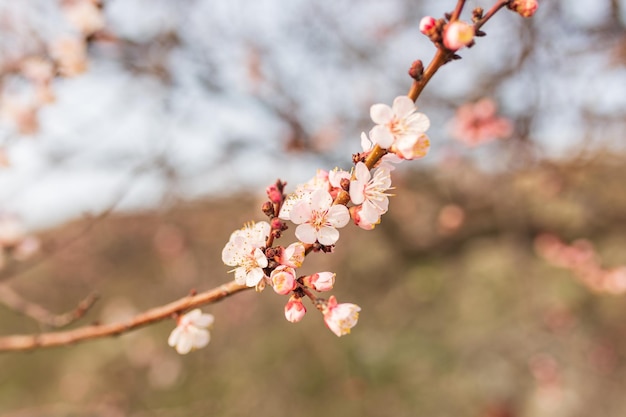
0,285,99,328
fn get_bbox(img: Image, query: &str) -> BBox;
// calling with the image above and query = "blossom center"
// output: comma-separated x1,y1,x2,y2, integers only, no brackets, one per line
310,209,329,229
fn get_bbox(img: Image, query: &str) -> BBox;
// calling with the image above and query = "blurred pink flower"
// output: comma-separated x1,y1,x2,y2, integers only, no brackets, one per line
449,98,513,147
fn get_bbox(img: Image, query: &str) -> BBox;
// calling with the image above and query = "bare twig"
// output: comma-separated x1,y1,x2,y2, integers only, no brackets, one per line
0,285,99,328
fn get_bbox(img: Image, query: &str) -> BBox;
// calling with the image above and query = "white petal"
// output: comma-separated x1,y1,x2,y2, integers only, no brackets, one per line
327,205,350,228
370,125,394,148
392,96,416,119
192,328,210,349
175,334,194,354
253,248,268,268
350,180,366,205
370,103,393,124
168,326,182,347
234,267,247,285
406,112,430,132
360,132,372,151
193,313,214,328
246,268,265,287
354,162,371,182
317,226,340,246
289,201,311,224
310,189,332,211
295,224,317,244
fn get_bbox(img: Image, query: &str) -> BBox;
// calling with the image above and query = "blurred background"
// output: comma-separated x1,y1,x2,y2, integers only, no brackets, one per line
1,0,626,416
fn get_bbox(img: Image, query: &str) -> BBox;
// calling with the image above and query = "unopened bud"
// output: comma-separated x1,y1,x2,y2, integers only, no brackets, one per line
419,16,437,35
408,60,424,81
508,0,538,18
266,183,283,204
285,296,306,323
443,21,475,51
262,201,274,217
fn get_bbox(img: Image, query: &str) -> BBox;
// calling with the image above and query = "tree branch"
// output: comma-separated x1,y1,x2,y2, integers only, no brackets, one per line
0,280,249,352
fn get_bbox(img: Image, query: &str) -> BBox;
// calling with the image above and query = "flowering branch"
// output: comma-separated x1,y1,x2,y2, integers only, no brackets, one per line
0,0,539,353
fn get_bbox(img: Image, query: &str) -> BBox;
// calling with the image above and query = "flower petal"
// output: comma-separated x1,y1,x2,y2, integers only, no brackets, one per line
290,201,311,224
295,224,317,244
370,125,394,148
309,189,332,211
350,180,365,205
392,96,416,119
370,103,393,124
317,226,340,246
327,205,350,228
406,112,431,133
193,313,214,328
192,328,210,349
167,326,182,347
175,334,194,354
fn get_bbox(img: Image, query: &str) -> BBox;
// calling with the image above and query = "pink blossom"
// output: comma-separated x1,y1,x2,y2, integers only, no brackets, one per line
360,132,403,171
443,21,474,51
350,162,393,224
448,98,513,147
285,296,306,323
222,222,270,287
369,96,430,150
168,309,214,354
509,0,538,18
0,215,25,247
323,296,361,337
278,170,330,221
303,272,335,292
290,189,350,245
50,37,88,77
271,265,298,295
349,206,378,230
391,134,430,160
279,242,306,268
63,0,105,35
419,16,437,35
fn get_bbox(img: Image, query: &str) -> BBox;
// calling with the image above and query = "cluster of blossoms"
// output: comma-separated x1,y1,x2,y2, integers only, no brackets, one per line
448,98,513,147
535,234,626,295
0,0,105,136
168,95,431,353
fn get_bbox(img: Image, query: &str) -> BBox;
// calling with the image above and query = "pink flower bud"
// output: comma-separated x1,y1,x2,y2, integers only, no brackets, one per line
323,296,361,337
303,272,336,292
443,21,474,51
509,0,538,18
271,265,297,295
419,16,436,35
266,183,283,204
279,242,306,268
285,296,306,323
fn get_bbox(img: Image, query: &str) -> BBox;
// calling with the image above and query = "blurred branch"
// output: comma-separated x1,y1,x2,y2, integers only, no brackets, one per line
0,280,249,352
0,286,98,328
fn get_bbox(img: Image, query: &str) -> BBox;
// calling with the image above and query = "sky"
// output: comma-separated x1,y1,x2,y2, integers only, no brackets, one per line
0,0,625,230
